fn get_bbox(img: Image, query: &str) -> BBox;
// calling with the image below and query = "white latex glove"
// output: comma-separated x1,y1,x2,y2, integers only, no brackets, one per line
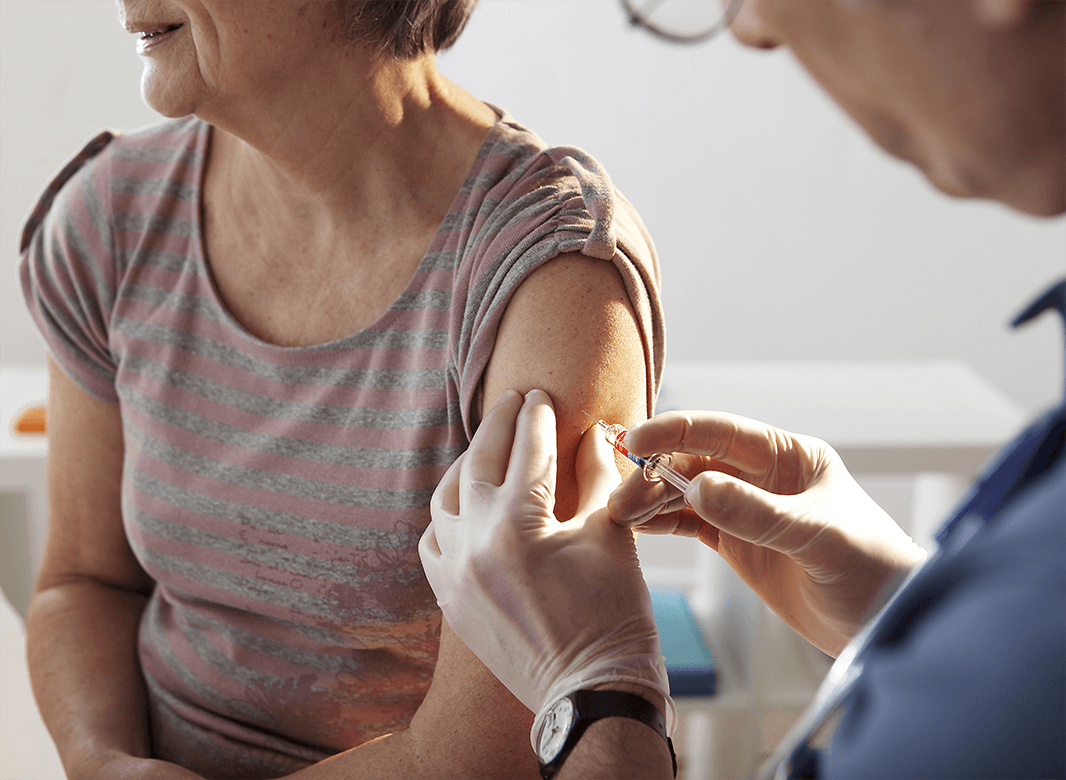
609,410,927,657
419,389,675,748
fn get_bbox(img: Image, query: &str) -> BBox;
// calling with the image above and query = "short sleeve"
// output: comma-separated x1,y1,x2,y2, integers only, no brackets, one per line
448,135,665,438
19,131,121,403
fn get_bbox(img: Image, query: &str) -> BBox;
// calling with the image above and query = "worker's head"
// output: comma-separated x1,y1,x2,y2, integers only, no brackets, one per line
626,0,1066,216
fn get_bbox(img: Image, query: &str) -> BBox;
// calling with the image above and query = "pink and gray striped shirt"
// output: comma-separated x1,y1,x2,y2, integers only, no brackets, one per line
20,111,664,778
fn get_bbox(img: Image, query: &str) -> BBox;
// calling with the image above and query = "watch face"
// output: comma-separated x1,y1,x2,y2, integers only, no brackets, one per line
537,697,575,762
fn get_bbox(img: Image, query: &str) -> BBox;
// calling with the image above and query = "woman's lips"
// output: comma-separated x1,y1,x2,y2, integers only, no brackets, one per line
133,23,184,53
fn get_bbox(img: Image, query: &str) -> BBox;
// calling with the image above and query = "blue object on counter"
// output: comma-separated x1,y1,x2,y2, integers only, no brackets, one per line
650,587,717,697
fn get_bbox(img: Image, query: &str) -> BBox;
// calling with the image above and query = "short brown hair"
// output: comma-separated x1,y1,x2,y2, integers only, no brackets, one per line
335,0,479,59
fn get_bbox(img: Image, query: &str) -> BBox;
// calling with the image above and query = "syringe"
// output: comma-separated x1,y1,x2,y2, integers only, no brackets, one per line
582,411,691,493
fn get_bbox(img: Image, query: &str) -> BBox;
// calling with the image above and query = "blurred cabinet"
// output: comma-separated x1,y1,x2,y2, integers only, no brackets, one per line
1,365,48,617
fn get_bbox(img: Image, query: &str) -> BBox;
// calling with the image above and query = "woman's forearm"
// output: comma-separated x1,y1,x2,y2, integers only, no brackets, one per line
273,713,535,780
273,621,539,780
263,732,425,780
26,579,153,779
28,582,536,780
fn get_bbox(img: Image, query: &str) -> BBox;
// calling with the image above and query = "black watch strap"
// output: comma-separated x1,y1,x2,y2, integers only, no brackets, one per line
539,690,677,779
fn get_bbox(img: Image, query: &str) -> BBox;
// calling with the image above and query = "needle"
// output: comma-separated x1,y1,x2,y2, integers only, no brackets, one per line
582,411,691,492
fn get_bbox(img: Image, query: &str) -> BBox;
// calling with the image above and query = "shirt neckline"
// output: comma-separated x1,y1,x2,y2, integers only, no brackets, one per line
189,112,513,354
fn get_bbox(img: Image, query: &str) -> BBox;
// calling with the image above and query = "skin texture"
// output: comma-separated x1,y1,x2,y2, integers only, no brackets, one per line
27,2,650,778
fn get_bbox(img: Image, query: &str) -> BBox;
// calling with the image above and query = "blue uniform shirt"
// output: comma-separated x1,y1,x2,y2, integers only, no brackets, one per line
772,280,1066,780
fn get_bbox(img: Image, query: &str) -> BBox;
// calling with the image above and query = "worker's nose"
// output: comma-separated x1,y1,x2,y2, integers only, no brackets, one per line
729,0,783,51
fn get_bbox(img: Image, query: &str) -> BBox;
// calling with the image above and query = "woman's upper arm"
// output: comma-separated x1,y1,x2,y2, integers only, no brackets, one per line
36,357,150,595
480,251,650,520
403,252,651,777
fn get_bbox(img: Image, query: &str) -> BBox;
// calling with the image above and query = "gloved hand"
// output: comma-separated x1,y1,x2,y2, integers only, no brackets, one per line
608,410,927,657
419,389,675,748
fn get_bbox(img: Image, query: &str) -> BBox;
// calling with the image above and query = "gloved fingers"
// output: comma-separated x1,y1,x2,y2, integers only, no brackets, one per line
607,458,729,551
573,424,621,521
418,500,455,611
608,459,684,525
622,410,813,489
431,449,466,519
685,469,813,555
632,505,713,538
416,520,442,570
612,497,689,532
579,506,644,572
417,522,455,616
463,389,525,488
506,390,558,507
636,509,721,550
422,447,471,571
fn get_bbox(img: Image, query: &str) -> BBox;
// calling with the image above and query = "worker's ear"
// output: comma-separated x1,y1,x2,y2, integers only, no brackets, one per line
973,0,1032,29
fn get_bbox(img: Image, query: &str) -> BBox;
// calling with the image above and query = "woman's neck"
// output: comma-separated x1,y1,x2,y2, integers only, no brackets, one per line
201,51,497,237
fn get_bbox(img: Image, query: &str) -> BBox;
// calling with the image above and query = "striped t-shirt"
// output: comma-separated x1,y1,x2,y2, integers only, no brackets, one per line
20,111,664,778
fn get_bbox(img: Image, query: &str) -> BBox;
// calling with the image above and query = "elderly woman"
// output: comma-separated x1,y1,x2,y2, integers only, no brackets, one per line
18,1,664,779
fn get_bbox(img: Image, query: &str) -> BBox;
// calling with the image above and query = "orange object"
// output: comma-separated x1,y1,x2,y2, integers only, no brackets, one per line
14,405,47,434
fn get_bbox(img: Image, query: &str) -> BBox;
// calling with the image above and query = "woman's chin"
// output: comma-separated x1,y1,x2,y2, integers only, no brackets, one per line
141,70,199,119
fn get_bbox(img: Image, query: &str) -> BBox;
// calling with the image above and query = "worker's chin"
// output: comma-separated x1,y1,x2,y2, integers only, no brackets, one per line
928,154,1066,216
858,116,968,198
923,168,975,200
905,150,987,202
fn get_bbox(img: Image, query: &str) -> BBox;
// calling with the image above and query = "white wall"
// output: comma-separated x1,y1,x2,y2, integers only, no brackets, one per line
3,0,1064,414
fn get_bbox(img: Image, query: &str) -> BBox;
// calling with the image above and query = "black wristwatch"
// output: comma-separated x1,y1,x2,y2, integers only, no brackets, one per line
535,689,677,779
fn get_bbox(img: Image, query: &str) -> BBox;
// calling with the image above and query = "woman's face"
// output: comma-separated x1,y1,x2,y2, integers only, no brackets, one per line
115,0,343,119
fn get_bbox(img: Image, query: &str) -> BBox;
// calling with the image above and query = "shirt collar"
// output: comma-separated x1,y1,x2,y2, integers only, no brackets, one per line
1011,278,1066,401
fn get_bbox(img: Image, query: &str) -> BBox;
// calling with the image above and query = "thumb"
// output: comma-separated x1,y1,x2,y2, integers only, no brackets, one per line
574,424,621,520
685,469,804,554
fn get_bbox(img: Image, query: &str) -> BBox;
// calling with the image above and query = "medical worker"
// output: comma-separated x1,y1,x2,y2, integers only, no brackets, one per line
419,0,1065,778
